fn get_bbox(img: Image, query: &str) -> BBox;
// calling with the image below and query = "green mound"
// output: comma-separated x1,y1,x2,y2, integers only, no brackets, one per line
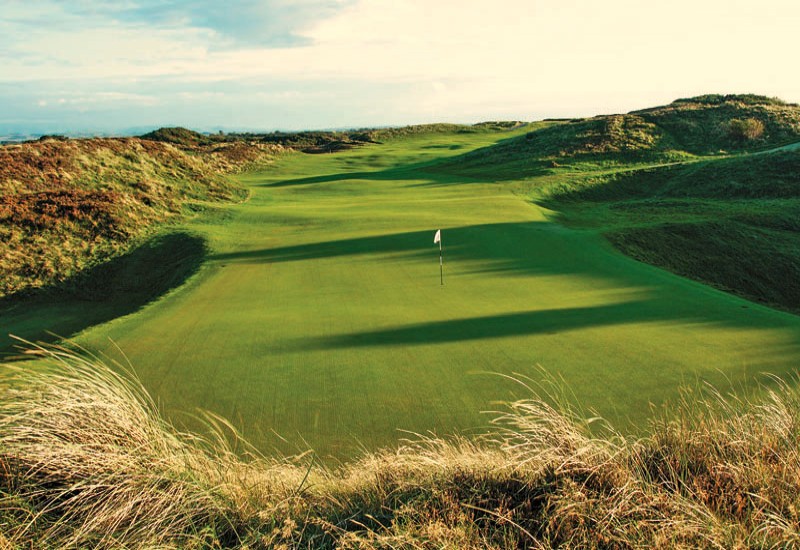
671,93,796,107
441,95,800,179
0,233,206,355
607,220,800,311
633,94,800,154
140,127,214,147
564,149,800,201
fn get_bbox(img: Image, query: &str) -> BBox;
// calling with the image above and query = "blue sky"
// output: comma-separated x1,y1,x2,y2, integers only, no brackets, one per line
2,0,799,134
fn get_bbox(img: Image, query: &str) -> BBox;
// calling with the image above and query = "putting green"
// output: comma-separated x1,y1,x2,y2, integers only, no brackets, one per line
72,130,800,459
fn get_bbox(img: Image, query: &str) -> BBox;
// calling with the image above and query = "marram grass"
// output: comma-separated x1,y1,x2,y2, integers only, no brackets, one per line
2,344,800,548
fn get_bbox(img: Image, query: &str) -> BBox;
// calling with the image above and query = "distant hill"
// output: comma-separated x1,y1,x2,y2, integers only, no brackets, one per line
440,94,800,178
632,94,800,154
140,127,215,147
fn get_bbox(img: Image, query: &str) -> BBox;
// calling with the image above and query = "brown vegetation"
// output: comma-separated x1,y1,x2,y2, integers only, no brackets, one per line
2,346,799,548
0,135,283,297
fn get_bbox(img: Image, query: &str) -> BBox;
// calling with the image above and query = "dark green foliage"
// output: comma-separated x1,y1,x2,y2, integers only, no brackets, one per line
251,130,375,151
671,94,796,107
141,127,216,147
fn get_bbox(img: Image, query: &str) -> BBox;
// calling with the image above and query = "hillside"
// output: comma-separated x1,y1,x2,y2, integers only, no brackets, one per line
539,145,800,312
439,94,800,178
633,94,800,154
0,134,282,298
419,95,800,313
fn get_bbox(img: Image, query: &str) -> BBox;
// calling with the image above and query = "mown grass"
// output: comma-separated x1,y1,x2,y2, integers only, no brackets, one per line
3,345,800,548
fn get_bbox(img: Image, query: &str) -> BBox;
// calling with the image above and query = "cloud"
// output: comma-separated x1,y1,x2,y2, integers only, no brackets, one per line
2,0,800,132
66,0,357,48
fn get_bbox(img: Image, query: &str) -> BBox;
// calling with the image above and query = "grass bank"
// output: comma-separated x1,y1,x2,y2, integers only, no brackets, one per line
2,346,800,548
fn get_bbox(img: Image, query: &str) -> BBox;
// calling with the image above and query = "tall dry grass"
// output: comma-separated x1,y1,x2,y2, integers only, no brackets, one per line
1,344,799,548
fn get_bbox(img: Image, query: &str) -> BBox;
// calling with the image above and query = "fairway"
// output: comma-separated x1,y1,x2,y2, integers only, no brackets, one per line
66,130,800,459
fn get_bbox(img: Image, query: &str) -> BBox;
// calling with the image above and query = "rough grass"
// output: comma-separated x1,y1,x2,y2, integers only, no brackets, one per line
0,136,282,298
2,345,800,549
632,95,800,154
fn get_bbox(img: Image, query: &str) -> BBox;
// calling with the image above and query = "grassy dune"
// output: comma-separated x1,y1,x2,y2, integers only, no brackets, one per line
0,134,280,299
541,147,800,312
3,346,800,548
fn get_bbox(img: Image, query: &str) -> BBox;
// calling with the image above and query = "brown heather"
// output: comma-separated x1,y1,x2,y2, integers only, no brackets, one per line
0,136,283,298
1,345,799,548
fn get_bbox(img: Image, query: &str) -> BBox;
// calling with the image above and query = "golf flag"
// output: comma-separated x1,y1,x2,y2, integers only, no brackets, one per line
433,229,441,244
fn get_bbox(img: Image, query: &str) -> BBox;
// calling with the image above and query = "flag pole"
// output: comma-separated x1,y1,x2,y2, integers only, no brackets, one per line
434,229,443,286
439,236,443,286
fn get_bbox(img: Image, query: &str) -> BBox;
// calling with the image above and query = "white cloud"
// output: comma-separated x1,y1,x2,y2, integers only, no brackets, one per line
4,0,800,127
33,91,160,109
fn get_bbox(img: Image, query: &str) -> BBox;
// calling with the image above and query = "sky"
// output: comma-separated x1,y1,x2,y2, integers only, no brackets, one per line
2,0,800,134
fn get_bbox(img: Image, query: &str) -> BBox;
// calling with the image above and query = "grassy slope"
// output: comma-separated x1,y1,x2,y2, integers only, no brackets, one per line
43,125,799,460
541,147,800,312
439,94,800,180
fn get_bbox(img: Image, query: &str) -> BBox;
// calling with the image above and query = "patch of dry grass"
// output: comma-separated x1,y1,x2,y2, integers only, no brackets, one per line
2,345,800,548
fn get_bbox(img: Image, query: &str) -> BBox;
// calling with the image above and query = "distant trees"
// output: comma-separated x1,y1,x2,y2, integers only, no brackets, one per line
728,118,765,141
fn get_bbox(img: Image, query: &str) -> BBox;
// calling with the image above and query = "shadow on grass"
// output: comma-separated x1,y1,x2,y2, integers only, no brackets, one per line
295,297,800,352
260,132,527,188
298,300,664,349
209,221,800,355
209,222,574,269
0,232,206,358
263,170,399,187
209,221,628,281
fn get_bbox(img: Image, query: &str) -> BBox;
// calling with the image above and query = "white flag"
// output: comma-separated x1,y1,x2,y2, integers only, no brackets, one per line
433,229,441,244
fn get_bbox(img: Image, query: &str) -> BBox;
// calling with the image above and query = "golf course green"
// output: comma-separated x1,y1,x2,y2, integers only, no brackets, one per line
28,128,800,459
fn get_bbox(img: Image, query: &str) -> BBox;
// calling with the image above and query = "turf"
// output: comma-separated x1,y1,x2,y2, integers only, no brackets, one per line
15,127,800,460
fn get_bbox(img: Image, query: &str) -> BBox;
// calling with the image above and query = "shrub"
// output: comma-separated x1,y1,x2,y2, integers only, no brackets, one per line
727,118,766,140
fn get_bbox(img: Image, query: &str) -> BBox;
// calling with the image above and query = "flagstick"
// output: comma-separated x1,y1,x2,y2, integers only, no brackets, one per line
439,238,443,286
